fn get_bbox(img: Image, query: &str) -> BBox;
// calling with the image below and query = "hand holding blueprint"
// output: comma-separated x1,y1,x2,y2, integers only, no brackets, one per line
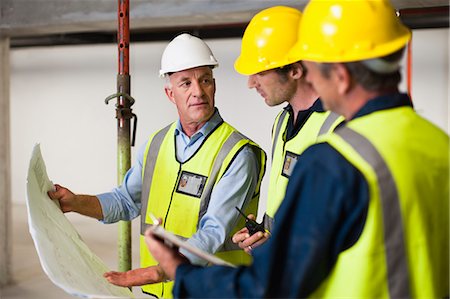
26,144,135,298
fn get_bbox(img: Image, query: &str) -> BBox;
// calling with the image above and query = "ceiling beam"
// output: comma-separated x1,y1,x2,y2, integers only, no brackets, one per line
1,0,306,38
2,0,449,48
2,0,449,39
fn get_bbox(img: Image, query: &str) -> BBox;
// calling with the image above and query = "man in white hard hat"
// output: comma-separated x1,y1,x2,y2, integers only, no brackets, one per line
143,1,449,298
48,33,266,298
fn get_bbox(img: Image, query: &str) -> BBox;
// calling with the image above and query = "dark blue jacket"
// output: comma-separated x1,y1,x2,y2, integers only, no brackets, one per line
172,93,413,298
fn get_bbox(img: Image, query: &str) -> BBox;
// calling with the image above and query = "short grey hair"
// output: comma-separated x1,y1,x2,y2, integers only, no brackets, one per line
164,75,172,89
319,47,405,91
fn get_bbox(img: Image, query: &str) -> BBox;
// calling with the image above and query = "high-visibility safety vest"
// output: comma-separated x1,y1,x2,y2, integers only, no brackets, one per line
311,106,449,298
139,121,266,298
265,109,342,231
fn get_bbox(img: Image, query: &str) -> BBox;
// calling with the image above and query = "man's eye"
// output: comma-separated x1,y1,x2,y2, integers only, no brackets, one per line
181,81,191,87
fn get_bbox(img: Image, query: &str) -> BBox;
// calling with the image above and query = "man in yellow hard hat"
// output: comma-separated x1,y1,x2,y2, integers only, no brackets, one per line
144,1,449,298
231,6,342,253
48,33,266,298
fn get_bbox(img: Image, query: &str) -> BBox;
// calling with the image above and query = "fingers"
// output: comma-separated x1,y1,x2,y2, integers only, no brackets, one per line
103,271,129,287
247,214,256,220
47,184,59,199
232,227,250,244
144,227,156,241
144,228,171,256
144,228,186,280
47,184,68,200
104,268,156,287
251,232,270,248
103,271,117,281
231,213,257,245
241,231,263,247
238,231,270,253
46,184,77,212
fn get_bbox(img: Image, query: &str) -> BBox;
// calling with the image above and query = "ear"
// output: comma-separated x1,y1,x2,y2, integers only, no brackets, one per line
333,64,352,95
291,62,304,79
164,86,176,104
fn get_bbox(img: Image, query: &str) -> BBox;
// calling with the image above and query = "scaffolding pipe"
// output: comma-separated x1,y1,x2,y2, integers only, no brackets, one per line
111,0,135,273
117,0,132,273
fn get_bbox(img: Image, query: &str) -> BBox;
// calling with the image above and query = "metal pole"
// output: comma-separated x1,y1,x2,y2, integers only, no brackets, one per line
116,0,132,272
105,0,137,273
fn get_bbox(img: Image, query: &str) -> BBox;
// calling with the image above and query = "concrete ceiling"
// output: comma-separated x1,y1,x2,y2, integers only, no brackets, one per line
1,0,448,47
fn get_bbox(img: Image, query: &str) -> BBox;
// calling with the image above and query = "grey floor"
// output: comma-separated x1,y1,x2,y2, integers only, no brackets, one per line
0,203,147,299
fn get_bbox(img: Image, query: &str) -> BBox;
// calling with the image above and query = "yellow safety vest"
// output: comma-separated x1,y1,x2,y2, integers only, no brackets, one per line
139,121,266,298
311,106,449,298
265,108,342,230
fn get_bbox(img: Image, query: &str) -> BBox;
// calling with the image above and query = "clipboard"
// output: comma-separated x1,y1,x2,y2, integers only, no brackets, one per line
147,214,236,268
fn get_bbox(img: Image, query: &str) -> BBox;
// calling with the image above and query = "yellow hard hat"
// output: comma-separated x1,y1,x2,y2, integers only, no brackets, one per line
289,0,411,63
234,6,302,75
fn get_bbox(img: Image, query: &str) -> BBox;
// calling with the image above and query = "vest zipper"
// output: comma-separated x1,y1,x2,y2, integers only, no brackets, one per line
163,163,183,228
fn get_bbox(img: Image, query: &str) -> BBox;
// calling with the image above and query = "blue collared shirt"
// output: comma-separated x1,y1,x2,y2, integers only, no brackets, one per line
97,109,260,265
172,93,415,297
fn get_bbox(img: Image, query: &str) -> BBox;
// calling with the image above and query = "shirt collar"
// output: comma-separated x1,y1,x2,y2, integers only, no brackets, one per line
351,93,412,120
174,108,223,139
284,98,324,115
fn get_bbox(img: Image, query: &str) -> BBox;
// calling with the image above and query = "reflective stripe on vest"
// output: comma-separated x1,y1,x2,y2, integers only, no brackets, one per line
335,126,410,298
265,110,343,230
140,124,171,234
271,109,289,162
197,130,251,224
318,111,341,135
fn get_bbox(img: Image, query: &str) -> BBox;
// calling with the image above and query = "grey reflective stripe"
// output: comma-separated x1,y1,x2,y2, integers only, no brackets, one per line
263,213,274,233
271,110,289,161
318,111,341,136
335,126,411,298
140,124,171,235
197,131,248,226
247,144,264,193
218,144,264,254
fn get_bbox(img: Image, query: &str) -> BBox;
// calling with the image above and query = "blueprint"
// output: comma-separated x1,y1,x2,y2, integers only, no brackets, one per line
26,144,135,298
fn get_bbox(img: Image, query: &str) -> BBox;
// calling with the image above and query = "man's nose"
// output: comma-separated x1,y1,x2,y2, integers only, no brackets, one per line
191,80,205,97
247,75,257,89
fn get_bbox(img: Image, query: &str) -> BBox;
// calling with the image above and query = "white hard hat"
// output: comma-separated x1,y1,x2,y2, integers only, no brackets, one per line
159,33,219,78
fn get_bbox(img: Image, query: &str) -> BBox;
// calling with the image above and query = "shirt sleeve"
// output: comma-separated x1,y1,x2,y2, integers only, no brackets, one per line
173,142,369,298
96,142,146,223
181,145,260,265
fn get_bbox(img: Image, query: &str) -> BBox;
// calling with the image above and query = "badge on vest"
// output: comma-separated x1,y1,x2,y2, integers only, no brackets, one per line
282,151,299,178
176,171,207,198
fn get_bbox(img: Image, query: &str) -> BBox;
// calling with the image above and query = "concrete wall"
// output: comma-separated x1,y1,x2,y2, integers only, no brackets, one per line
9,28,449,219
